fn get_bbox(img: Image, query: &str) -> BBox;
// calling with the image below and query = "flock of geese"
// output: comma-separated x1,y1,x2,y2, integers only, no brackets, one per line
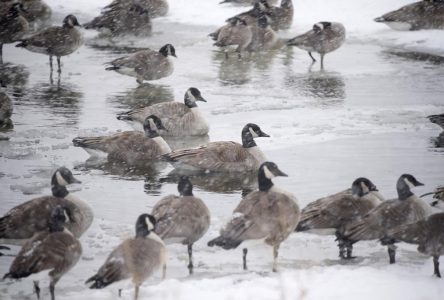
1,0,444,299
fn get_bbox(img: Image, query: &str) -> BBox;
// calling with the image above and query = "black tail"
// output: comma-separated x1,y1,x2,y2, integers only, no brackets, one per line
72,137,86,147
295,220,310,232
15,41,27,48
0,245,10,256
207,236,242,250
85,274,109,289
105,66,119,71
116,113,132,121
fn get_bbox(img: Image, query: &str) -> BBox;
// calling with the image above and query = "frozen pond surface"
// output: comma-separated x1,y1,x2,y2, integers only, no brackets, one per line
1,0,444,299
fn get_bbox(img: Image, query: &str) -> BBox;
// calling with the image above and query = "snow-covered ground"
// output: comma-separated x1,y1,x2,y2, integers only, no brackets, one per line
1,0,444,299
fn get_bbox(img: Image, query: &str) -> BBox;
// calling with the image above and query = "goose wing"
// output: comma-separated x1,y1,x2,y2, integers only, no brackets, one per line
164,141,253,171
8,232,81,278
120,102,189,123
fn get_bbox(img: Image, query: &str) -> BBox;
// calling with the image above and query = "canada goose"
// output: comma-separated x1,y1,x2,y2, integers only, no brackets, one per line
15,14,83,74
0,90,13,129
3,205,82,300
247,14,283,51
162,123,269,173
152,176,210,275
296,177,384,259
263,0,293,31
117,87,209,136
208,162,299,272
86,214,166,300
103,0,169,18
0,3,29,64
209,1,267,42
84,2,152,36
389,212,444,277
374,0,444,31
0,167,93,243
287,22,346,68
73,115,171,165
344,174,433,264
213,17,253,58
106,44,176,84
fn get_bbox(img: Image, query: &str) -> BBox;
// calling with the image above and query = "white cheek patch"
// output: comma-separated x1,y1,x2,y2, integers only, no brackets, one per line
187,90,196,102
148,118,157,131
56,171,69,186
315,23,324,31
263,165,275,179
249,127,259,138
167,46,172,56
360,182,370,194
64,209,70,223
146,217,154,231
404,178,415,189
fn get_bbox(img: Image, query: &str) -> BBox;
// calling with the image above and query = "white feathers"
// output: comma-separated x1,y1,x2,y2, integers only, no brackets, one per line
384,22,412,31
55,171,69,186
249,127,258,138
63,209,71,223
148,118,157,131
263,165,275,179
361,181,370,194
146,217,154,231
404,177,415,189
151,136,172,155
187,90,196,102
315,23,324,31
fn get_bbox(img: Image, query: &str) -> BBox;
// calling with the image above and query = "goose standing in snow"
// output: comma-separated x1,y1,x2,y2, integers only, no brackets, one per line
3,205,82,300
287,22,346,68
0,167,93,244
73,115,171,165
163,123,269,173
0,3,29,64
297,177,384,259
152,176,210,275
374,0,444,31
208,162,300,272
117,87,209,136
106,44,176,84
344,174,433,264
86,214,166,300
389,212,444,277
15,14,83,74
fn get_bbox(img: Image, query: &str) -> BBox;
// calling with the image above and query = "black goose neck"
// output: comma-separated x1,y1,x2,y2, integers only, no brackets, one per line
184,95,197,108
51,176,69,198
397,178,414,201
258,169,274,191
242,129,257,148
145,129,160,138
136,228,150,238
49,221,65,233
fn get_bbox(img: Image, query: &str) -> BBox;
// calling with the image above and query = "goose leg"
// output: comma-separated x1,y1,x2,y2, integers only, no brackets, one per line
134,284,140,300
49,282,55,300
272,245,280,272
49,55,53,72
320,54,325,70
33,281,40,300
388,244,397,264
337,239,346,259
118,289,122,297
162,262,166,279
0,44,3,64
242,248,248,270
187,244,194,275
57,57,61,74
434,256,441,278
308,52,316,62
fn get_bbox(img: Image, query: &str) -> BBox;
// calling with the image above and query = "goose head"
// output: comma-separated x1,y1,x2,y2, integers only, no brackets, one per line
49,205,68,233
258,161,288,191
159,44,177,58
184,87,207,108
396,174,424,200
136,214,157,237
143,115,167,137
351,177,378,197
63,14,81,28
241,123,270,148
51,167,81,198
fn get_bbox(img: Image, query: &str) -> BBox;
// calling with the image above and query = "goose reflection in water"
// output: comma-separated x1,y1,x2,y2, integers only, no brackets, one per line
109,83,174,110
161,168,257,194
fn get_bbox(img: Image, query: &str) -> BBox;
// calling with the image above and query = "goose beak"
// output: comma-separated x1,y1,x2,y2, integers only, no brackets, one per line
197,96,207,102
374,17,385,23
159,124,168,131
70,177,82,184
414,181,425,187
274,168,288,177
259,131,270,137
